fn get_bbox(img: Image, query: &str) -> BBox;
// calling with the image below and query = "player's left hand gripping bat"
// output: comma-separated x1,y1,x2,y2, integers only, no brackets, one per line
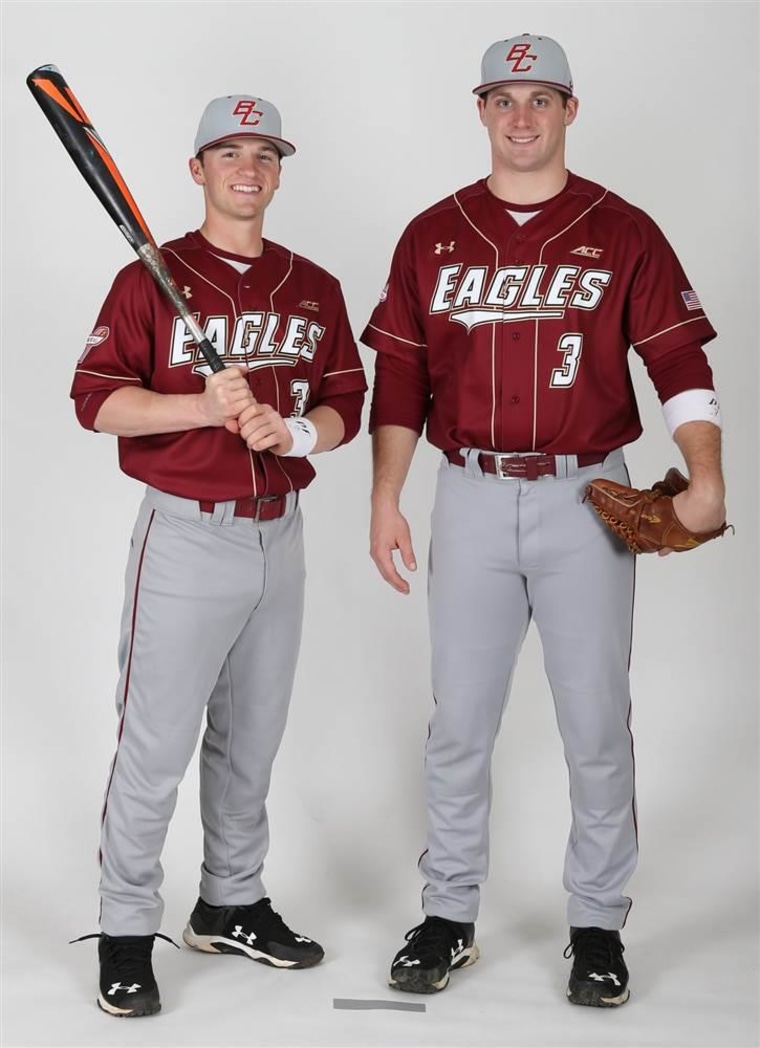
26,64,225,373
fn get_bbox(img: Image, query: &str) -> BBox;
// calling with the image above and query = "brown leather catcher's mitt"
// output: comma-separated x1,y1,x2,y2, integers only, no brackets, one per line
583,467,731,554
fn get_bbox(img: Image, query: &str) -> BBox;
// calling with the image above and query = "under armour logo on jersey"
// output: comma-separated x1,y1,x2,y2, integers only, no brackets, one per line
233,99,264,126
397,955,420,967
182,286,193,300
435,241,456,254
232,925,257,946
108,982,141,995
505,42,538,72
298,300,320,312
589,972,621,986
570,246,604,259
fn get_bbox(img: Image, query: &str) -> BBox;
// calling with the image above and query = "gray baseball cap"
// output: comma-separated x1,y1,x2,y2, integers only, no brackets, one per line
194,95,296,157
473,34,573,97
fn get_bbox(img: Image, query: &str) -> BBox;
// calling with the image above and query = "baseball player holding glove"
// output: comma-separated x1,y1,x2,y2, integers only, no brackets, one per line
70,94,366,1017
362,34,727,1006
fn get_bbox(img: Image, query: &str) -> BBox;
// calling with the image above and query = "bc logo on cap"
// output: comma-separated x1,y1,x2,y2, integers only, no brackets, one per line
505,42,538,73
233,100,264,127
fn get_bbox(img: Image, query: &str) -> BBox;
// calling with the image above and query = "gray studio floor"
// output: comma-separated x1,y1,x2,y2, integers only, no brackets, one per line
3,880,757,1048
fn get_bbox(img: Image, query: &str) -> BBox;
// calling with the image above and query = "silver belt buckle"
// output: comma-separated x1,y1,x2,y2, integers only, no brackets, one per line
493,454,514,479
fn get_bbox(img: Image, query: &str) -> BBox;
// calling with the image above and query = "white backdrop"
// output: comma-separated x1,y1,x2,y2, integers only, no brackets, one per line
2,3,758,1047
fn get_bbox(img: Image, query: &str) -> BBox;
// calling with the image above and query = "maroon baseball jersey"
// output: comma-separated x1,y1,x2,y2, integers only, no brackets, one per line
362,174,716,455
71,231,367,500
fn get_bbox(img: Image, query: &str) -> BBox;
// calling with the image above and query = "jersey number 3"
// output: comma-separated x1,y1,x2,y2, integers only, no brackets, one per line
290,379,310,416
550,333,583,388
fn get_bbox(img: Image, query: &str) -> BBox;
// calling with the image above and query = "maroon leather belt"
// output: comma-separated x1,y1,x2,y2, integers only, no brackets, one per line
445,449,606,480
199,494,289,521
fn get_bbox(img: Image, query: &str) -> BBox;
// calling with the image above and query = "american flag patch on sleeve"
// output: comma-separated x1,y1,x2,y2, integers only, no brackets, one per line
681,289,702,311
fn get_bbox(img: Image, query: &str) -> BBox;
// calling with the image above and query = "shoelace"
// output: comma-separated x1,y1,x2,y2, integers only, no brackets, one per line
563,928,624,969
70,930,179,980
403,918,461,963
236,898,293,940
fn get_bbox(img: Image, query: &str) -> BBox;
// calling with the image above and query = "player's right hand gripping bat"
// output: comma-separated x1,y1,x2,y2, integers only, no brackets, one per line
26,64,225,373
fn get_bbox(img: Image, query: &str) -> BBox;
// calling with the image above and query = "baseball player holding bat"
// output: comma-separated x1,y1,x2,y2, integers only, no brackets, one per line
362,34,727,1005
69,94,366,1017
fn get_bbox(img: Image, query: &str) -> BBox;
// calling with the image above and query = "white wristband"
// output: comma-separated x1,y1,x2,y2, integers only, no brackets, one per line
282,416,318,457
662,389,722,438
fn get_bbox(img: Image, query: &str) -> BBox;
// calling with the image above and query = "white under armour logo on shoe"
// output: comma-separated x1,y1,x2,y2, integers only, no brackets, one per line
397,955,420,967
451,937,464,961
108,982,140,995
295,936,312,943
232,925,257,946
589,971,620,986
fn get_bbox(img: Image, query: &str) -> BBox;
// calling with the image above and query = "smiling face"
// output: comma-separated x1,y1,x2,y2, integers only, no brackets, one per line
478,84,578,178
189,138,282,227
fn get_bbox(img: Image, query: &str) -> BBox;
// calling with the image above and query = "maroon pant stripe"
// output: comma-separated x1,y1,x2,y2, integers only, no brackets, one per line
98,509,156,865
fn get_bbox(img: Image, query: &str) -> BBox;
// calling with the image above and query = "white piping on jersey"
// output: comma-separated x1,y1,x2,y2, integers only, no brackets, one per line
274,363,281,415
634,316,705,347
454,191,500,448
533,190,610,449
164,248,239,317
269,250,294,309
366,322,426,348
270,252,305,494
324,367,365,377
248,447,259,498
273,453,295,494
260,251,295,499
74,369,142,381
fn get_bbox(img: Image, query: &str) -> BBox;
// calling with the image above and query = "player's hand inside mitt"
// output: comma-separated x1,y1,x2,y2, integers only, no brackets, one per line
583,468,732,554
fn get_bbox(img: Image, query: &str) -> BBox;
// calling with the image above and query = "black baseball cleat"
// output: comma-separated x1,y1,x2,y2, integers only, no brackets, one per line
564,926,630,1007
70,931,178,1017
183,896,324,968
389,915,479,993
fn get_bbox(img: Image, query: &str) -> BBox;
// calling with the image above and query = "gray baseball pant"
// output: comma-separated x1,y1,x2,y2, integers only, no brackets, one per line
419,449,637,930
98,487,305,937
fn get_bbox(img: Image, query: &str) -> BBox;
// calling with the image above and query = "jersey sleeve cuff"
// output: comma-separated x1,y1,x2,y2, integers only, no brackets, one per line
72,388,120,431
360,322,426,356
315,390,365,446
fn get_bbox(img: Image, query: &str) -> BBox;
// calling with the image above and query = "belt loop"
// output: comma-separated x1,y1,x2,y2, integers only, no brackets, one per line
211,501,235,525
554,455,570,480
462,448,484,479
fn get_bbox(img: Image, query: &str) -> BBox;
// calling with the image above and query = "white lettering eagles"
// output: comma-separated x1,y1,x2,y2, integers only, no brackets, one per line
430,264,613,330
169,312,325,369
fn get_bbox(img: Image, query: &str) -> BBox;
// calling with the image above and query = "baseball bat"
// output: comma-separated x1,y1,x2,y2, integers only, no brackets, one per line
26,64,225,373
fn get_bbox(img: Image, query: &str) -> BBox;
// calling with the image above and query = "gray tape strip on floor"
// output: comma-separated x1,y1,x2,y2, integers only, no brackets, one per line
333,998,427,1012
